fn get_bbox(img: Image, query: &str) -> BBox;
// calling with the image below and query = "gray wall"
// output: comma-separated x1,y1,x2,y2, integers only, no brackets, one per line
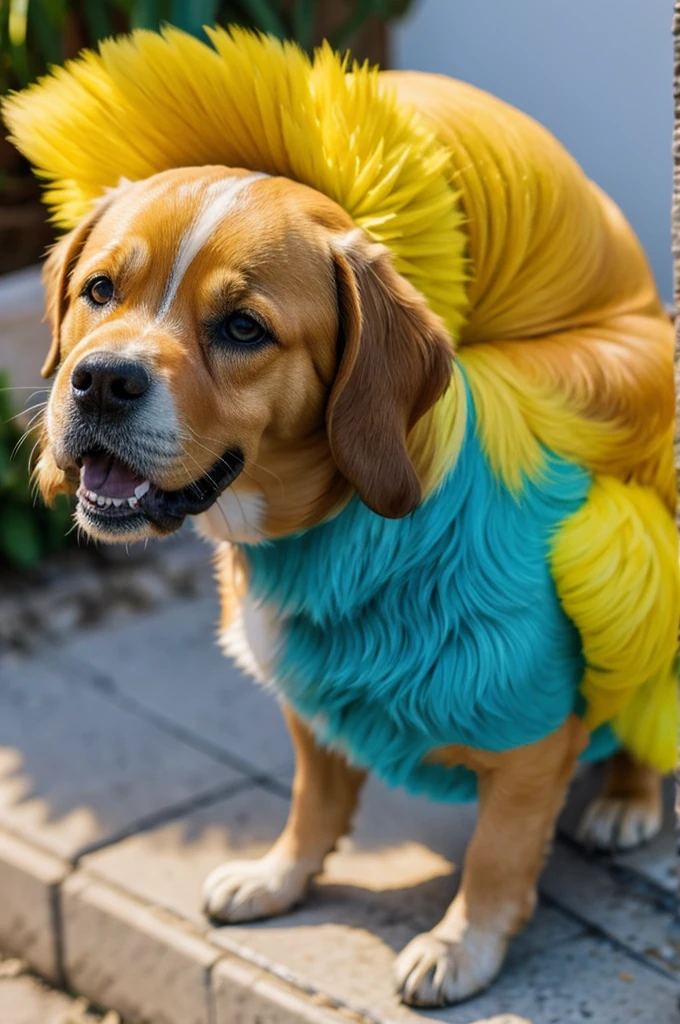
393,0,673,301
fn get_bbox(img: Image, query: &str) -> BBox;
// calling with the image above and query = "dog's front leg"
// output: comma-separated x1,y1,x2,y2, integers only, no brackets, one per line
395,714,588,1007
203,704,366,922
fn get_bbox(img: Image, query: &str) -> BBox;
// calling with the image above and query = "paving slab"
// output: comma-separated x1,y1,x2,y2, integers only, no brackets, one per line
81,783,290,920
0,955,112,1024
0,969,92,1024
81,777,481,925
418,935,678,1024
76,766,678,1024
81,776,601,1024
212,956,347,1024
1,594,677,1023
58,596,294,779
0,828,69,982
541,841,677,977
0,659,243,860
209,893,585,1024
559,763,677,894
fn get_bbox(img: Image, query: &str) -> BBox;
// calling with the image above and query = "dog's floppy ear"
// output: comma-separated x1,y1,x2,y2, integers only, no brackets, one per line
41,188,125,378
327,231,454,519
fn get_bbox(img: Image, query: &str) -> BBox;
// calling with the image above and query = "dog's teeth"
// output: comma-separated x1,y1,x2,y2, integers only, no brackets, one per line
96,496,106,507
127,497,138,508
112,498,124,507
88,490,98,502
134,480,150,499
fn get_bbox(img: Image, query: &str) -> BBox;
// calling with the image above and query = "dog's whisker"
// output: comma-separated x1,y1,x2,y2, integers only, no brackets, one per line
4,401,48,427
0,386,51,398
23,409,47,432
12,431,34,461
180,442,224,493
9,398,47,412
178,447,236,535
184,426,283,498
12,416,45,460
27,437,42,474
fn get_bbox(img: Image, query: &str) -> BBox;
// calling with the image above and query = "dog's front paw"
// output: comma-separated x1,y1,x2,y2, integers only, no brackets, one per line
577,795,662,852
394,927,506,1007
202,852,313,923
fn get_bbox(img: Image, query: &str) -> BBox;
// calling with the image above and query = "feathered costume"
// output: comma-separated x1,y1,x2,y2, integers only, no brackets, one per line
4,28,678,795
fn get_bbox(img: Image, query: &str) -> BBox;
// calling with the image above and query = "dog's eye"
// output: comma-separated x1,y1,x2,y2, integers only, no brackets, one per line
84,275,115,306
220,312,267,346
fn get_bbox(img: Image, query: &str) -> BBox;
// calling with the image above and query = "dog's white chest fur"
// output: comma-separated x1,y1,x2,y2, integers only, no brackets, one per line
218,579,281,685
194,489,267,544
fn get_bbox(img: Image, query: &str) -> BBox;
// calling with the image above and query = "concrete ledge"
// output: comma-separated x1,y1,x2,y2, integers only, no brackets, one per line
62,871,219,1024
213,956,348,1024
60,870,351,1024
0,827,69,983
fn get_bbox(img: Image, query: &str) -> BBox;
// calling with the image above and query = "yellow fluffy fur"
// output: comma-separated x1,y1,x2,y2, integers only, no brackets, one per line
551,477,679,772
1,26,469,338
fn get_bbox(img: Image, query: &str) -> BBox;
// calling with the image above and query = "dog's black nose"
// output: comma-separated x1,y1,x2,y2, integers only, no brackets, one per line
71,356,151,414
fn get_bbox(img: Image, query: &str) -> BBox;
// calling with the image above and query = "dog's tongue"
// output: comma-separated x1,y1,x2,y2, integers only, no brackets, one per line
81,453,147,499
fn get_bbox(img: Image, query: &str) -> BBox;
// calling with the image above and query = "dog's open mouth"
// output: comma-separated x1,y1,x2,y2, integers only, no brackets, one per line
76,447,244,535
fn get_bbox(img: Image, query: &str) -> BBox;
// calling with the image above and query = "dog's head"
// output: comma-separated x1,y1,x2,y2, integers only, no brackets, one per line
37,166,454,542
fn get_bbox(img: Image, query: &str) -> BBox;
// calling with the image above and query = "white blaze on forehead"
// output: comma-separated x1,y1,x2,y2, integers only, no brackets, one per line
157,173,267,320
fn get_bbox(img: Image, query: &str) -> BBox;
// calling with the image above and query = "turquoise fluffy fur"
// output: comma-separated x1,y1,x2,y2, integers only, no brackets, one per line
242,373,617,801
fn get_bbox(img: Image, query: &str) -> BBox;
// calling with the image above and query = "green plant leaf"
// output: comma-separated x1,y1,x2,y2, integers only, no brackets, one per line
0,503,42,567
44,494,73,549
37,0,67,28
0,442,11,480
8,0,28,46
236,0,285,38
291,0,313,50
30,0,63,66
0,373,72,566
169,0,218,35
130,0,161,30
0,373,14,423
81,0,114,43
7,0,29,84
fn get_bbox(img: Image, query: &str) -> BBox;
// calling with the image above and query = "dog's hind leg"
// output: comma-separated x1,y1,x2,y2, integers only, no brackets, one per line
394,714,588,1008
577,751,663,852
203,704,366,922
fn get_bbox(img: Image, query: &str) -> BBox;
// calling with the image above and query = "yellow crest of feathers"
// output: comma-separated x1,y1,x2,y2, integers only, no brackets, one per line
1,25,469,338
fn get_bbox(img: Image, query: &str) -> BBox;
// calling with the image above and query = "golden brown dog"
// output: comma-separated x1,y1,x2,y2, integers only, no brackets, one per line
35,76,668,1006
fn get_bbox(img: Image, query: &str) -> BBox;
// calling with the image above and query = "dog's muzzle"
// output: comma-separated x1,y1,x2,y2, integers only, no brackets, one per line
76,447,245,535
66,354,244,537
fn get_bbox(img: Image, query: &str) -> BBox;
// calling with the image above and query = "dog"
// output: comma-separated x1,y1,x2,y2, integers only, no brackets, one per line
6,30,678,1007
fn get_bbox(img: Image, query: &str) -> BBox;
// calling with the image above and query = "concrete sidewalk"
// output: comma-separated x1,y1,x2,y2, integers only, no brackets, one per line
0,953,118,1024
0,549,678,1024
